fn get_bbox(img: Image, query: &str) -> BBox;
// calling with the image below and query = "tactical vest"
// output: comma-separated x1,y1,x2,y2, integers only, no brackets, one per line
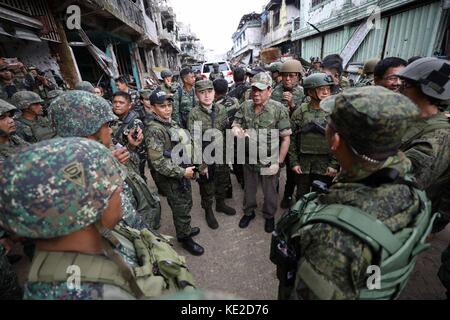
16,117,55,142
28,225,195,299
297,104,329,155
271,185,436,300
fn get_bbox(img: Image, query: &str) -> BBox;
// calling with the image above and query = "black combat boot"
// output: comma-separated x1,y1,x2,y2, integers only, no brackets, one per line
178,237,204,256
239,211,256,228
216,199,236,216
205,207,219,229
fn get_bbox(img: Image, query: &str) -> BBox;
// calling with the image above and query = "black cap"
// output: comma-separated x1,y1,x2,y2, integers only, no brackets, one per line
150,88,173,104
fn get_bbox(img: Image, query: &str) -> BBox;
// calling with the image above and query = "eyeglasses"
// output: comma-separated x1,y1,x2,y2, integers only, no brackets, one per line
282,73,298,79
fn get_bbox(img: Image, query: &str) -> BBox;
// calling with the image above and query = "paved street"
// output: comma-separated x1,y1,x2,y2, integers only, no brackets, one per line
155,169,449,300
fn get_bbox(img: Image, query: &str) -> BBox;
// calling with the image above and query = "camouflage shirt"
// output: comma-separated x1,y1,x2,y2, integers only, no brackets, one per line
14,116,56,143
286,153,422,300
0,79,26,102
172,86,197,128
144,114,186,179
270,84,305,114
228,82,250,104
0,134,29,163
232,99,292,171
400,112,450,191
289,102,338,174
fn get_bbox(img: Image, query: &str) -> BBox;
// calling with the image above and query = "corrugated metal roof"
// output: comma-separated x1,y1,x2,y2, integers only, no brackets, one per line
384,1,442,58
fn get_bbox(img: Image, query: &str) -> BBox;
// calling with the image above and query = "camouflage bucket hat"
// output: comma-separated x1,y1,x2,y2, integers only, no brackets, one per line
74,81,96,93
195,80,214,92
321,86,420,160
0,137,125,239
0,98,17,116
251,72,272,90
11,91,44,110
50,90,118,137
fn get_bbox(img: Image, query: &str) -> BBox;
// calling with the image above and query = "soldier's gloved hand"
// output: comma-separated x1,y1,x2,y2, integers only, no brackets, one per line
325,167,338,177
127,127,143,149
184,166,197,179
112,147,130,165
232,126,246,138
292,165,303,175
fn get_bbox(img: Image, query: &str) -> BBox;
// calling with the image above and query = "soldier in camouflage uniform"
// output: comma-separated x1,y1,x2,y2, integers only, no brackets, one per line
268,62,283,89
110,91,146,179
24,66,56,100
355,58,379,87
271,86,435,300
228,67,250,104
0,138,195,300
395,58,450,299
159,69,177,97
0,98,25,300
173,68,197,128
187,80,236,229
214,78,243,190
115,76,140,109
11,91,56,143
144,88,204,256
270,59,306,209
322,54,349,94
306,57,322,76
50,90,160,230
0,99,29,163
289,73,338,201
209,63,224,81
0,64,25,102
232,72,292,233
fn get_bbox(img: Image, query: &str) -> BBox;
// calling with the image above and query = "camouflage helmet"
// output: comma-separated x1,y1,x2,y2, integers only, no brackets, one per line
139,89,153,100
363,58,380,75
160,69,173,78
396,57,450,101
269,62,283,73
11,91,44,110
50,90,118,138
0,98,17,116
0,137,125,239
321,86,419,161
303,73,334,90
74,81,96,93
280,59,305,75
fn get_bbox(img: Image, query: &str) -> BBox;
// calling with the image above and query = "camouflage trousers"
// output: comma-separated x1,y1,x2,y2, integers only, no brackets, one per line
0,248,23,300
295,173,332,200
438,242,450,300
155,174,193,239
198,164,231,209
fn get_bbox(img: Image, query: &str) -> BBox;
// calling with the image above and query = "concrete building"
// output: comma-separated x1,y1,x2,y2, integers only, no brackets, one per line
231,13,262,66
261,0,301,55
179,22,206,66
291,0,449,66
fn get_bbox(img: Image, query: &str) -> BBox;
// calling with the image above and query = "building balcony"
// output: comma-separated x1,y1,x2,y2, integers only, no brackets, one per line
94,0,145,35
160,28,181,52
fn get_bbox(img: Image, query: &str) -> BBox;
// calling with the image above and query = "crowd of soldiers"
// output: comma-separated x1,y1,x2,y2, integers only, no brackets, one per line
0,52,449,300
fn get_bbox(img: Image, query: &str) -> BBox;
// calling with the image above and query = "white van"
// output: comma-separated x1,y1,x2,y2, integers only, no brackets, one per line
201,61,234,87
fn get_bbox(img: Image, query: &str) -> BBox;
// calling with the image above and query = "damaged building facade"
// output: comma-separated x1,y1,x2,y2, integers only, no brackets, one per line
0,0,205,91
231,0,449,67
291,0,449,66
